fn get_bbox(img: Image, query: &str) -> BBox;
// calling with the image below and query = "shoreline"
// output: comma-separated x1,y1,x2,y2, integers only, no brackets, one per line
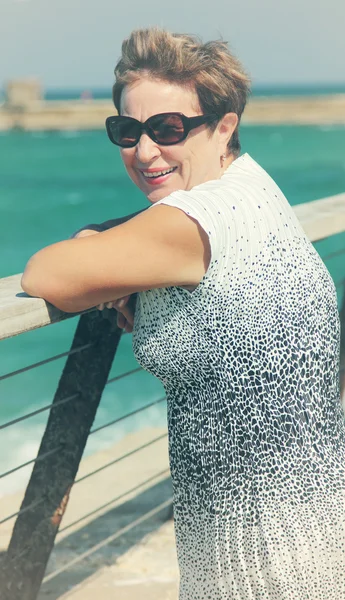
0,426,170,552
0,94,345,131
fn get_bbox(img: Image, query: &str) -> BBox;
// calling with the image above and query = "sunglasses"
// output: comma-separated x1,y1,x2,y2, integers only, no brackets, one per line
105,112,219,148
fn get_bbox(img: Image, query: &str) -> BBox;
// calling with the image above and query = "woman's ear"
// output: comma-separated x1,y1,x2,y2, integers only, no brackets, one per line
218,112,238,154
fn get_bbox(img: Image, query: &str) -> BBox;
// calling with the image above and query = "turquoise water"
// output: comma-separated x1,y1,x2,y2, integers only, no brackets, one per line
42,84,345,100
1,83,343,103
0,123,345,495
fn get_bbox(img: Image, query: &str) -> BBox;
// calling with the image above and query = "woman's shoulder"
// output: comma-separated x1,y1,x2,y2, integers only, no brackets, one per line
221,153,274,190
148,153,282,234
164,153,273,208
173,153,272,199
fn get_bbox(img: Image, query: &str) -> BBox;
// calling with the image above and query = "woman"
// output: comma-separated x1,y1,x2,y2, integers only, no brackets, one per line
22,27,345,599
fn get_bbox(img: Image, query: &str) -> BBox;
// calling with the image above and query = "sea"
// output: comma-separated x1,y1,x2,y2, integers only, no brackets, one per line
0,86,345,496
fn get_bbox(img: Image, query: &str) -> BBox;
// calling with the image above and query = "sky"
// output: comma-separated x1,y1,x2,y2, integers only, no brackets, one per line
0,0,344,91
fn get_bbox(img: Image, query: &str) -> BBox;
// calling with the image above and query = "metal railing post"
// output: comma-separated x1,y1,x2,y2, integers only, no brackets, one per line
0,309,121,600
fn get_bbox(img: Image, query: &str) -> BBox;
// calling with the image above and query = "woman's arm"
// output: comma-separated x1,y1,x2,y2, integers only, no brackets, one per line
70,210,147,328
70,209,147,238
71,225,137,332
21,204,210,313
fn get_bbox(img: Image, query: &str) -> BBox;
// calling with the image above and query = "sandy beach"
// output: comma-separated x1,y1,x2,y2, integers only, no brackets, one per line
0,426,179,600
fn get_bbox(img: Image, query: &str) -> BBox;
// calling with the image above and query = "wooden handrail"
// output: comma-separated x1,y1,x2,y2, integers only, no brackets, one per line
0,274,89,342
293,192,345,241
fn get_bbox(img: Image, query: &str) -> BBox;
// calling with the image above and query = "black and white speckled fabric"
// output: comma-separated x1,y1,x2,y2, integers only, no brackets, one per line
132,153,345,599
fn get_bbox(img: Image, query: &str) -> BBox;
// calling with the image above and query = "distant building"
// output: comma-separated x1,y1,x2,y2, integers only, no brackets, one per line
80,89,93,101
5,79,43,109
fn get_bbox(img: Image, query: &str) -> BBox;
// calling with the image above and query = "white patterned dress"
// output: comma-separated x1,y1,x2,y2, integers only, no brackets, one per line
132,153,345,599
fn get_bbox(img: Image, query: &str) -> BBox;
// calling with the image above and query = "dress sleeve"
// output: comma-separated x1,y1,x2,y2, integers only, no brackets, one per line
149,187,227,263
148,185,233,297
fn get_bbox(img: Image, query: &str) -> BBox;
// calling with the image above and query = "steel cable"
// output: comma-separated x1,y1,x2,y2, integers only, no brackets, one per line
74,432,168,484
89,395,166,435
58,467,170,534
0,343,93,382
0,446,62,481
0,393,79,431
0,496,46,526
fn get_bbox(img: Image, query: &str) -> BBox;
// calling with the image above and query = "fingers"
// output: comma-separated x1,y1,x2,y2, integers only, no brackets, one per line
96,294,135,333
114,295,131,310
118,303,134,326
117,311,126,329
75,229,100,238
97,299,124,311
114,296,134,326
117,312,133,333
97,301,116,311
97,304,132,332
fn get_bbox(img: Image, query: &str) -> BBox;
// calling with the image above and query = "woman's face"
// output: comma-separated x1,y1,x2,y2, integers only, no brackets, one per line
119,77,233,203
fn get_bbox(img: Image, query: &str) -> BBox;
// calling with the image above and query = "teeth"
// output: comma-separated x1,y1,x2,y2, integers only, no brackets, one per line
142,168,174,178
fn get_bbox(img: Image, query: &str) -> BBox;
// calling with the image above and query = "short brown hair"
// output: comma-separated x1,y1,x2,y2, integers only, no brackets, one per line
112,28,251,157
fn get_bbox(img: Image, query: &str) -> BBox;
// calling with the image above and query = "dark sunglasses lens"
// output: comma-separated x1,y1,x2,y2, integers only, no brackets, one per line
148,114,185,144
109,118,140,147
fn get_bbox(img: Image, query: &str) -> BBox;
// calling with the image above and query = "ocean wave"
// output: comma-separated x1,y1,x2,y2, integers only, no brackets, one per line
58,130,81,138
317,124,345,132
30,131,49,138
0,422,44,497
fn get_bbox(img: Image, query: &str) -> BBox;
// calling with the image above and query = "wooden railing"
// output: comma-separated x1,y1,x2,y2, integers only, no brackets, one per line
0,193,345,600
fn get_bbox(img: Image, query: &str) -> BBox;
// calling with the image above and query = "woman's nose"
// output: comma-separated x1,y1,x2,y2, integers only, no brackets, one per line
135,133,161,163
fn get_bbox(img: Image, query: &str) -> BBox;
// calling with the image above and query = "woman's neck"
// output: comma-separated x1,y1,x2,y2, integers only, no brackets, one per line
221,153,236,176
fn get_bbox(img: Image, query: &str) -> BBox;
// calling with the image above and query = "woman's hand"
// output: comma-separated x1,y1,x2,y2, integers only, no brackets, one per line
74,229,135,331
98,295,135,333
73,229,100,238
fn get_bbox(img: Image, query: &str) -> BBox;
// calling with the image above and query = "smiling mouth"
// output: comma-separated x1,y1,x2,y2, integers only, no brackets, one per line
140,167,177,180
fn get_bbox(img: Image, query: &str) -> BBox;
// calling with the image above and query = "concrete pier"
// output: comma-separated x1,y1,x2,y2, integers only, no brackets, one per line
1,95,345,131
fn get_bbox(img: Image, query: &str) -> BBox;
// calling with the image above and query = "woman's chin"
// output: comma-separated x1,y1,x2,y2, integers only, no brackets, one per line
147,191,168,203
145,185,180,204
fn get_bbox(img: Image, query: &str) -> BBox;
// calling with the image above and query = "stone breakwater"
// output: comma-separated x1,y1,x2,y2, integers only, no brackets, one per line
0,95,345,131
